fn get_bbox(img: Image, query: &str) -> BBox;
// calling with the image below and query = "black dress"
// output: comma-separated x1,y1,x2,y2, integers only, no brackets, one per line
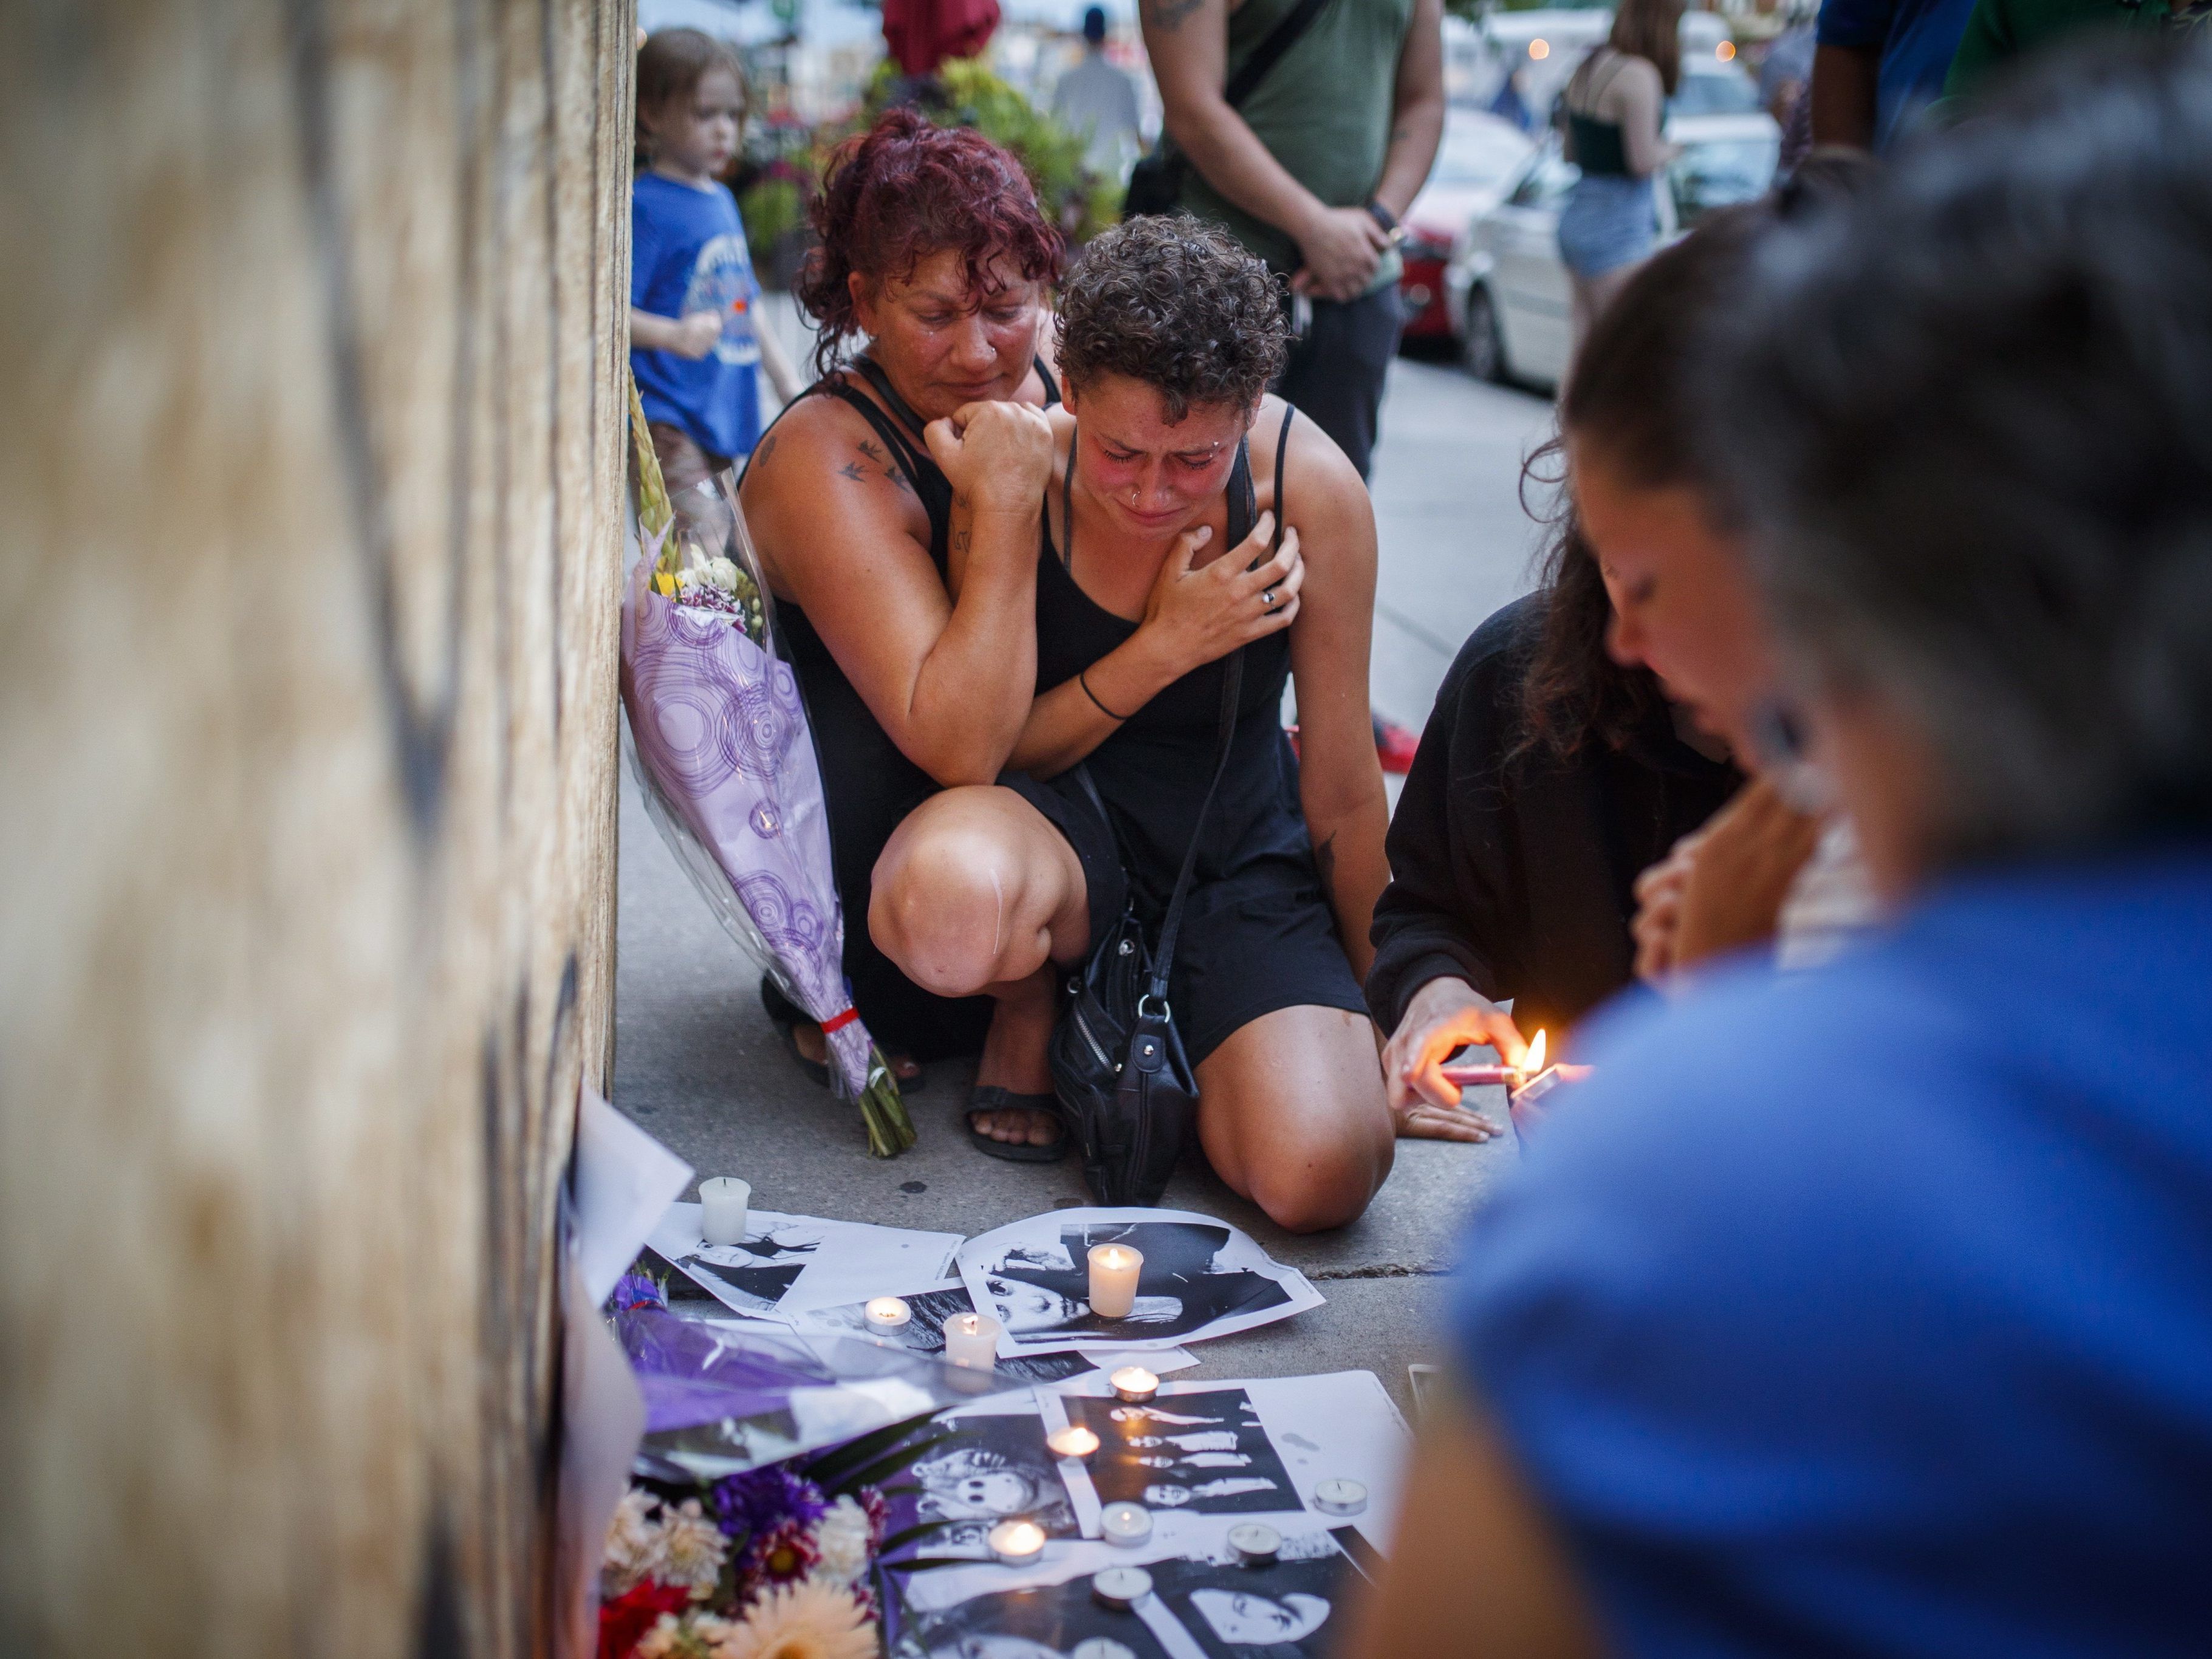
750,358,1056,1061
1001,409,1369,1067
1363,593,1742,1041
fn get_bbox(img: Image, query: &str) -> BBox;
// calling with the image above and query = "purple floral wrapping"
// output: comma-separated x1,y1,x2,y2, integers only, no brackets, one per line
620,550,877,1101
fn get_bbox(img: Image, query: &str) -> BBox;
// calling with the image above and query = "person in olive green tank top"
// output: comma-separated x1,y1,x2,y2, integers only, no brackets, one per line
1144,0,1447,479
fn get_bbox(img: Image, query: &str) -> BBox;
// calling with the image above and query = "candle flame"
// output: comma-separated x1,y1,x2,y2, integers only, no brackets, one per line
1111,1365,1158,1389
1524,1029,1547,1075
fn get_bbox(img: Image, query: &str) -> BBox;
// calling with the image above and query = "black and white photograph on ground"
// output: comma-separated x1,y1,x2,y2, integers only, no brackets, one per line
1065,1389,1300,1517
796,1280,1200,1384
1142,1531,1369,1659
957,1208,1323,1352
888,1406,1081,1559
1043,1372,1411,1550
890,1569,1182,1659
647,1202,961,1319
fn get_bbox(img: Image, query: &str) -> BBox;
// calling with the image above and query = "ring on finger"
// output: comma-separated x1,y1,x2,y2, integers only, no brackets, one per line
1261,588,1276,610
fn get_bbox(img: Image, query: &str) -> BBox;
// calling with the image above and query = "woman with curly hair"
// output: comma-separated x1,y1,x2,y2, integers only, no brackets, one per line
869,217,1403,1231
736,109,1067,1088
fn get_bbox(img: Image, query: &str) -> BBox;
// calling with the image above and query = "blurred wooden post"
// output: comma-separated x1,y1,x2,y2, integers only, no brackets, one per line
0,1,635,1652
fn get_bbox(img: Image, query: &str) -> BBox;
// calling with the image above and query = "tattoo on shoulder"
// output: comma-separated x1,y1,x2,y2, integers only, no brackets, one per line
856,439,886,463
837,460,866,482
753,434,778,468
881,465,913,494
1146,0,1203,30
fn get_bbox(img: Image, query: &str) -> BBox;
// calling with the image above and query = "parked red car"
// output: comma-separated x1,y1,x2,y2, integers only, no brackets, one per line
1399,109,1534,346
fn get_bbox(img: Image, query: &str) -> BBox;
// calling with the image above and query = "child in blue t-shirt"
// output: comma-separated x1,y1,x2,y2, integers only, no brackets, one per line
631,30,800,497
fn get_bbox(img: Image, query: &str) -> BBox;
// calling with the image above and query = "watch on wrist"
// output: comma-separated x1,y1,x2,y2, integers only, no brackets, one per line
1365,199,1404,242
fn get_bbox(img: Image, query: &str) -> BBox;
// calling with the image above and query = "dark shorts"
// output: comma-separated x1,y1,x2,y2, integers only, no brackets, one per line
1002,772,1371,1067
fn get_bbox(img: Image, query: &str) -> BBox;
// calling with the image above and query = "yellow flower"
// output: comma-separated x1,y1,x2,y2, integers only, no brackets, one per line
711,1580,875,1659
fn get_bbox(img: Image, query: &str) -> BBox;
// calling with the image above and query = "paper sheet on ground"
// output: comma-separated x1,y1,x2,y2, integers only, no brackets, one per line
572,1084,693,1306
794,1276,1197,1383
956,1207,1322,1352
648,1202,960,1320
1039,1370,1409,1553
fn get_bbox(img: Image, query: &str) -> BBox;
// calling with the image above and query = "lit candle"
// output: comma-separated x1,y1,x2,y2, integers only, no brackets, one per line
1100,1501,1152,1547
1109,1365,1159,1403
1087,1243,1144,1319
863,1296,911,1333
987,1519,1047,1565
1228,1522,1282,1565
1046,1425,1101,1460
942,1311,1002,1369
1090,1566,1154,1612
697,1177,751,1247
1313,1477,1368,1516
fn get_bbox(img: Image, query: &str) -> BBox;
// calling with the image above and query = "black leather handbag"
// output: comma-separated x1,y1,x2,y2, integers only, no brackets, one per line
1122,0,1336,221
1048,652,1244,1206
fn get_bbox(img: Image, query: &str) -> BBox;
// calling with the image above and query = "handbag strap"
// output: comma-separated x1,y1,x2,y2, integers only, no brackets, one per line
1146,402,1296,1008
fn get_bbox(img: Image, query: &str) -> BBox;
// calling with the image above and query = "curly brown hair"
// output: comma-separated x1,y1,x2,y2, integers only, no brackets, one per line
797,109,1065,378
1055,218,1289,422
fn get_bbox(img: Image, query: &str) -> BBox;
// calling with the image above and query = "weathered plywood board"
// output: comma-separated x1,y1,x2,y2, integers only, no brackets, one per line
0,2,635,1652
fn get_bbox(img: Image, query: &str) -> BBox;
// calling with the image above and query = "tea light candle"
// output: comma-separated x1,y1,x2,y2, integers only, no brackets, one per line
863,1296,911,1333
1228,1522,1282,1565
1108,1365,1159,1403
1100,1501,1152,1547
987,1519,1047,1565
1090,1567,1153,1612
1087,1243,1143,1319
942,1311,1002,1369
697,1177,751,1247
1313,1477,1368,1516
1046,1425,1101,1461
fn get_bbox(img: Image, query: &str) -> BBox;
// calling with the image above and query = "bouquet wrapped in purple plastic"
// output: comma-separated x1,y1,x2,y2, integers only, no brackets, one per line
620,382,914,1155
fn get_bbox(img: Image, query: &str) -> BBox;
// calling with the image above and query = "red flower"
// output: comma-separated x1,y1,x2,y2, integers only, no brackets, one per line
744,1517,821,1585
598,1580,690,1659
858,1487,889,1548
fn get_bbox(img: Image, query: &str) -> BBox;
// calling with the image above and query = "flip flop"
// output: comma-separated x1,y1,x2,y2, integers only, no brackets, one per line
966,1086,1070,1163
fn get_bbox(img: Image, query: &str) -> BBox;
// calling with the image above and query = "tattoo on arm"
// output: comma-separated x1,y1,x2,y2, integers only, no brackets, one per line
837,460,866,482
754,434,778,467
1146,0,1203,30
1391,122,1411,142
952,528,972,555
857,439,886,463
882,465,914,494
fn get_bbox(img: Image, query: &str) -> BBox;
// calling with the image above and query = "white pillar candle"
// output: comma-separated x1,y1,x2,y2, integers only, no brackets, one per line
1108,1365,1159,1403
1090,1567,1153,1612
697,1177,751,1247
1228,1522,1282,1565
1087,1243,1143,1319
942,1310,1003,1369
863,1296,911,1333
1100,1502,1152,1548
987,1519,1047,1565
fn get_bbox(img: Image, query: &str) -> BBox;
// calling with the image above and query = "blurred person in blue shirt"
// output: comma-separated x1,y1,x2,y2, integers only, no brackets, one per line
630,29,800,497
1809,0,1976,146
1348,42,2212,1658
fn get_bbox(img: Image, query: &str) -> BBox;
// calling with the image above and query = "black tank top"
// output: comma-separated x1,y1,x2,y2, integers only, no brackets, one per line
744,356,1060,993
1037,405,1312,917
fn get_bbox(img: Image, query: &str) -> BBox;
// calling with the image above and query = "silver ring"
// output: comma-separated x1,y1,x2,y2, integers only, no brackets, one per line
1261,589,1276,608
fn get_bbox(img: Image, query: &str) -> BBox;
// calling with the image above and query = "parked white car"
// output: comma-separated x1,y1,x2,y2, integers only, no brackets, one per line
1445,111,1781,391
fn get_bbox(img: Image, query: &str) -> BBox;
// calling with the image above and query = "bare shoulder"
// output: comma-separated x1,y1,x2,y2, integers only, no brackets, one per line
1254,395,1372,538
738,378,933,590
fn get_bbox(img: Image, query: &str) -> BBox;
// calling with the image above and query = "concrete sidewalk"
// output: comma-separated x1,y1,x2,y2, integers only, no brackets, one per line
613,353,1555,1417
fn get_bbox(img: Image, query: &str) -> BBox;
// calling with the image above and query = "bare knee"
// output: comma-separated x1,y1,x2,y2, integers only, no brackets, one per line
870,791,1049,997
1243,1123,1394,1233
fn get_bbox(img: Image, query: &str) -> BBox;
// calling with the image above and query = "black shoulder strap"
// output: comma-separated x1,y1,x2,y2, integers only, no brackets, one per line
1147,402,1296,1005
1035,354,1062,408
1225,0,1335,109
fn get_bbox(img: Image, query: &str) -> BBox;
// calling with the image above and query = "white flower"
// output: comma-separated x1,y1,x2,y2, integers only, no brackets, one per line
659,1497,731,1598
705,556,741,593
603,1489,666,1598
809,1496,872,1587
639,1611,739,1658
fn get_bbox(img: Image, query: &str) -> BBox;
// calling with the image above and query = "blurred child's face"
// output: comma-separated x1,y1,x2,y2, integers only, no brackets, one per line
1570,433,1775,759
850,250,1046,423
646,66,741,179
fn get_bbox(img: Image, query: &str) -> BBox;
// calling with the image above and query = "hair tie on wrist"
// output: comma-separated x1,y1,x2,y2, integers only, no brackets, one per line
1080,669,1132,722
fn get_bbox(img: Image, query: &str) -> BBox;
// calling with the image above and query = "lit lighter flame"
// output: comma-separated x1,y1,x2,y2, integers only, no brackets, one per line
1524,1029,1547,1076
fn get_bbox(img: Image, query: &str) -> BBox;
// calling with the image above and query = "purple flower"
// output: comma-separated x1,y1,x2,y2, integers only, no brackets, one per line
710,1467,827,1544
608,1270,667,1313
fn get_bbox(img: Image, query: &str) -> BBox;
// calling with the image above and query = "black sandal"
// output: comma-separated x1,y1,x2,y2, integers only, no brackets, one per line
966,1086,1070,1163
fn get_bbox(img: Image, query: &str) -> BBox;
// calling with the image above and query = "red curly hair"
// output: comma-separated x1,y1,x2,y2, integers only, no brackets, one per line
797,108,1066,377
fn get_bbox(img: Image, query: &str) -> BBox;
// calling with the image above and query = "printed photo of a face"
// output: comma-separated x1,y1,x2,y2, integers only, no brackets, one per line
1069,1388,1299,1516
895,1576,1172,1659
903,1414,1078,1556
978,1222,1290,1345
680,1222,821,1311
1143,1544,1358,1659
